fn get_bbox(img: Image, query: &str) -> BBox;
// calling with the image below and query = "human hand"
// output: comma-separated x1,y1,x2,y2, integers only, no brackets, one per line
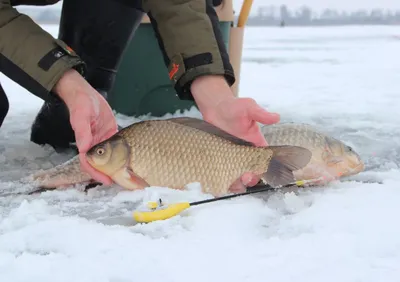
201,97,279,146
191,75,280,188
53,69,118,185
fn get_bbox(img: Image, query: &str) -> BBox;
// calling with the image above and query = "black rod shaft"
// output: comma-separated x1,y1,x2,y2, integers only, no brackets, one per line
190,184,278,206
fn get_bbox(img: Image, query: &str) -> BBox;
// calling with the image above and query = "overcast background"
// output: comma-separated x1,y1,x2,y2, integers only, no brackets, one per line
17,1,400,12
233,0,400,13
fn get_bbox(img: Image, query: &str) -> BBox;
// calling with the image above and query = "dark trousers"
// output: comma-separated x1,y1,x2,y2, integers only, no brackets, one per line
30,0,144,151
0,82,9,128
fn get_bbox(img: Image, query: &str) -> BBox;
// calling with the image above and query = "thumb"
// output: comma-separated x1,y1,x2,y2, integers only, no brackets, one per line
71,115,93,153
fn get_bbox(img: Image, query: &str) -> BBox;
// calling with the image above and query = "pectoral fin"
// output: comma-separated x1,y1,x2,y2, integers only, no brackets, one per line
261,145,312,188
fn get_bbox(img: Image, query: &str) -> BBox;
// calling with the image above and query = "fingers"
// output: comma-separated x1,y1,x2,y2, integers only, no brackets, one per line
70,112,93,153
228,177,247,194
249,125,269,147
242,100,279,147
241,173,261,187
71,114,113,185
94,125,117,146
236,123,267,147
100,122,118,142
248,101,280,125
92,110,118,145
79,153,113,185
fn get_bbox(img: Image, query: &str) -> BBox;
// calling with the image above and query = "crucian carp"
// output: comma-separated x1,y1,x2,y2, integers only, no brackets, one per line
84,117,312,196
25,118,365,196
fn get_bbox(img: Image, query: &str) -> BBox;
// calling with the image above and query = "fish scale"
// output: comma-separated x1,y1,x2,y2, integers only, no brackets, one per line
119,120,271,196
261,123,328,149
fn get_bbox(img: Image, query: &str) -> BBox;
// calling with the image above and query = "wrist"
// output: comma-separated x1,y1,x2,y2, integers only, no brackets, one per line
191,75,235,118
52,68,85,107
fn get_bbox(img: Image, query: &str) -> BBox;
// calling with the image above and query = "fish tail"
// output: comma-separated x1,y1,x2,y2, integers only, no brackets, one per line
27,155,92,189
260,145,312,188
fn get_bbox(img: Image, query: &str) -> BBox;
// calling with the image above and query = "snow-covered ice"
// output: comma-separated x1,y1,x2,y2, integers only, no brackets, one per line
0,25,399,281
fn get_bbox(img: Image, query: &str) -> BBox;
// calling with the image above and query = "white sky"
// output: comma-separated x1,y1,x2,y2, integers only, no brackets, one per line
22,1,400,13
233,0,400,13
19,1,400,17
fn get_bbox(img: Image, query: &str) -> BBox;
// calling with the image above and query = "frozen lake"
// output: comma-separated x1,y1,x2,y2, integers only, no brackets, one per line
0,24,399,281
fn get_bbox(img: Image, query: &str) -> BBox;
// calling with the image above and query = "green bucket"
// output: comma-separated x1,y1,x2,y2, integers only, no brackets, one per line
108,21,232,117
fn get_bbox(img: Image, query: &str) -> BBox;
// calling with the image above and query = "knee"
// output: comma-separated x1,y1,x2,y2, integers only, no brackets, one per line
0,85,9,127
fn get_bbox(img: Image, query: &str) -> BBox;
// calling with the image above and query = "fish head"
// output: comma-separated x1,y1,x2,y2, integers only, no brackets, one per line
85,135,130,178
322,136,365,178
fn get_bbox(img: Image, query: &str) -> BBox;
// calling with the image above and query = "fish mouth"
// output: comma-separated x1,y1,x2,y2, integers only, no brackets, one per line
344,162,365,177
353,162,365,173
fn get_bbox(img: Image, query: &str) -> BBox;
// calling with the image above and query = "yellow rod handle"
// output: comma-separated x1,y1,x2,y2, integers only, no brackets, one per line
237,0,254,27
133,202,191,223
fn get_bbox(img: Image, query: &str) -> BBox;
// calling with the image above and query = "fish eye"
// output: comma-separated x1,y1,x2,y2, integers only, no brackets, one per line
96,147,106,156
346,146,353,152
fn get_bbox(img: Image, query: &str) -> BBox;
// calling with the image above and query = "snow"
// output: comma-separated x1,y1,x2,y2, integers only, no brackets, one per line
1,24,400,281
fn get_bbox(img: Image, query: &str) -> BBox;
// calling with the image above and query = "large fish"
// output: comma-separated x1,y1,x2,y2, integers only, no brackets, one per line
25,119,364,195
84,117,311,196
26,118,311,196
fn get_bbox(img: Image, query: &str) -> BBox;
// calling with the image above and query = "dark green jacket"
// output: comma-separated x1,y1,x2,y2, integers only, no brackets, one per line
0,0,235,101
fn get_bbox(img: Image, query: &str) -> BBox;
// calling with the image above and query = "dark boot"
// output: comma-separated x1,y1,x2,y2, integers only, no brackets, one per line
0,82,9,128
30,0,144,152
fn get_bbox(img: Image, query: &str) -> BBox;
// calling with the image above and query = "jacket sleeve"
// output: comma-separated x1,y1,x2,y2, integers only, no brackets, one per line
0,0,85,101
142,0,235,100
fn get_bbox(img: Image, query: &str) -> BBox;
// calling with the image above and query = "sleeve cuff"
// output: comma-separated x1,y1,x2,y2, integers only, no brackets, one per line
0,9,85,101
168,52,235,101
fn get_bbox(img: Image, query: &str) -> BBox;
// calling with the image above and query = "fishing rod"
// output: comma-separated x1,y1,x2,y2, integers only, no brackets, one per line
0,177,383,222
132,179,315,223
132,176,384,224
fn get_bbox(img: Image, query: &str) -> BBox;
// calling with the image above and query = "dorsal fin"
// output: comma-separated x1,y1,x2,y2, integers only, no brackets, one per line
166,117,255,147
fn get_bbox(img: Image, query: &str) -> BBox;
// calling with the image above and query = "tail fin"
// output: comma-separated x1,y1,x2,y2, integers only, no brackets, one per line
27,155,92,189
261,145,312,188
